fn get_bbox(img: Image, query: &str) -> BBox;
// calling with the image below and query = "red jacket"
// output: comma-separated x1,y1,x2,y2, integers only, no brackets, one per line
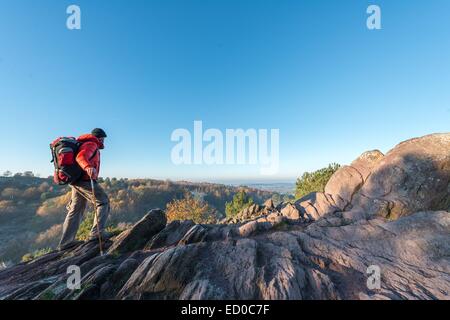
76,134,103,180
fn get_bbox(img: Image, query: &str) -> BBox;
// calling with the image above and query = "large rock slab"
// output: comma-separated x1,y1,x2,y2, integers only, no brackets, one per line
300,211,450,299
108,209,167,255
352,133,450,219
324,150,384,204
145,220,195,250
295,192,347,221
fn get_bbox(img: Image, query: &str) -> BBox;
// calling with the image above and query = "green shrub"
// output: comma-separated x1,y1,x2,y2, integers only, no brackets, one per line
38,289,57,300
295,163,340,199
76,212,126,241
21,247,52,263
76,212,95,241
225,190,254,218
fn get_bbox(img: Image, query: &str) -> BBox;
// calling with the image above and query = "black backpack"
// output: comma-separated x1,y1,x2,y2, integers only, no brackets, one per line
50,137,83,185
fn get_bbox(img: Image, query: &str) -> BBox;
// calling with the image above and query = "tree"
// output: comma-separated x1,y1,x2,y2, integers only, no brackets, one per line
1,188,21,200
166,193,217,224
225,190,254,218
23,171,34,177
38,182,50,193
272,193,281,206
2,171,12,177
23,187,41,200
295,163,340,199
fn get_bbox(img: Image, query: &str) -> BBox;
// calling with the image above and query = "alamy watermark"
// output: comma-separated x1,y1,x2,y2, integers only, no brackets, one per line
66,5,81,30
65,5,382,31
367,5,382,30
67,265,81,290
366,265,381,290
171,121,280,175
65,5,381,31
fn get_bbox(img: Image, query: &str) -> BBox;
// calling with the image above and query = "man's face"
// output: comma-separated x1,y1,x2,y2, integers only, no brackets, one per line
99,137,105,149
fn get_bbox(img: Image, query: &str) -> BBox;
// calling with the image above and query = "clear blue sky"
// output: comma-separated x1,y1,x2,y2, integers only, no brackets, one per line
0,0,449,182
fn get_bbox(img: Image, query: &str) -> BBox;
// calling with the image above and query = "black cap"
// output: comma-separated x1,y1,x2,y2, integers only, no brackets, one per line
91,128,107,138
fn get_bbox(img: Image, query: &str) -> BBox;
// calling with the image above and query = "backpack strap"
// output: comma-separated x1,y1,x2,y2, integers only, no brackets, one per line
77,140,98,162
89,149,98,161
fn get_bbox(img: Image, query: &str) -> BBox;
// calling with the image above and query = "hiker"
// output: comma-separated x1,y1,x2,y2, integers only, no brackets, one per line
58,128,110,250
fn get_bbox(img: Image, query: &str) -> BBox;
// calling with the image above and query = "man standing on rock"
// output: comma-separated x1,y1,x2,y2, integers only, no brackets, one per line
58,128,110,251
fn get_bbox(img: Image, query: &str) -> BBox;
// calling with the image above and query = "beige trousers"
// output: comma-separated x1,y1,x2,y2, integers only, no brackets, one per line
59,180,110,247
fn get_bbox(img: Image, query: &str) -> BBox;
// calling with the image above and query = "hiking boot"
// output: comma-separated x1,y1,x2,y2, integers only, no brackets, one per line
58,240,83,251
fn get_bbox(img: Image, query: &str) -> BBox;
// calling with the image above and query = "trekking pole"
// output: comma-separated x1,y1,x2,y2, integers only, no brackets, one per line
90,178,104,256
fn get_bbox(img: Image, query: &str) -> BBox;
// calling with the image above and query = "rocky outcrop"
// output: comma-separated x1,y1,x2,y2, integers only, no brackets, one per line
108,209,166,255
0,133,448,300
324,150,384,204
352,133,450,219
